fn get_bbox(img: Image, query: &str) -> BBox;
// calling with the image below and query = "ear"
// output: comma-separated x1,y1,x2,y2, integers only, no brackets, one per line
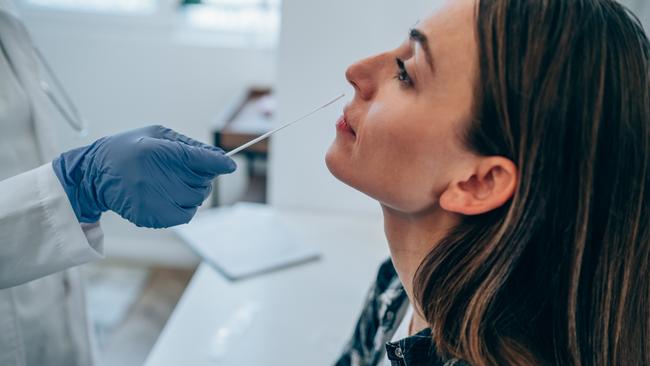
439,157,517,215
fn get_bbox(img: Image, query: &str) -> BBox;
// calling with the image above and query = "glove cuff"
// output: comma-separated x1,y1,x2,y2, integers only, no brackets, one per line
52,145,105,223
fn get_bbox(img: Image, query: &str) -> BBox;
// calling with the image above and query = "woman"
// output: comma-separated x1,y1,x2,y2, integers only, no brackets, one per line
327,0,650,365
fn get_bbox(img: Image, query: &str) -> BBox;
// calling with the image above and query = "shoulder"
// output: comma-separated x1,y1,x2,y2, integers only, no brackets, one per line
0,1,20,17
336,259,473,366
375,258,399,289
335,258,407,365
365,258,405,324
0,7,34,53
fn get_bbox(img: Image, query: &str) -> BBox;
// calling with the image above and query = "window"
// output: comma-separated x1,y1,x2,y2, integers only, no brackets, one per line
20,0,281,48
180,0,281,35
24,0,157,13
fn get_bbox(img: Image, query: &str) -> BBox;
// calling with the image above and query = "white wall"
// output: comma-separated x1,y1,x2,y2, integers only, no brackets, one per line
623,0,650,28
268,0,435,214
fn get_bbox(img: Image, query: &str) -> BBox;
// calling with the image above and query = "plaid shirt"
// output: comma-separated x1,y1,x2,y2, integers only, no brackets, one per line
335,259,468,366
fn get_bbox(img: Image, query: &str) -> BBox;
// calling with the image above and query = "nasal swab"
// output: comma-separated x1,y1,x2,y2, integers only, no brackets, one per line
224,93,346,157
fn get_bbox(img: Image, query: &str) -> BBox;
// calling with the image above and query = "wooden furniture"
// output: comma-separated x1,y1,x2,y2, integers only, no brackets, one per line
212,87,274,205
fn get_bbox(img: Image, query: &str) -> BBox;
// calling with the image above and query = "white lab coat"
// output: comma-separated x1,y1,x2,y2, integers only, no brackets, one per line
0,2,105,365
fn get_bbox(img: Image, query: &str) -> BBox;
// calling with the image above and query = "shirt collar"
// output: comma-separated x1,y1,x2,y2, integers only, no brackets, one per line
385,328,444,365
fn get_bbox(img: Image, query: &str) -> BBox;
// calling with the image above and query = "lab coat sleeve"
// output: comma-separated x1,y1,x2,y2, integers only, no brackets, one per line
0,163,104,289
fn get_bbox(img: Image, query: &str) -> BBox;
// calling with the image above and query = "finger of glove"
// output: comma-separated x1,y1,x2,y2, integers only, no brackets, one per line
170,183,212,209
149,144,214,206
159,126,225,153
178,142,237,176
125,137,215,203
136,125,170,140
130,202,197,229
118,178,201,228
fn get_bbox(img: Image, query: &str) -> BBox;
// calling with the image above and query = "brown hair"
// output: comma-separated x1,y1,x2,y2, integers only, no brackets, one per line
413,0,650,365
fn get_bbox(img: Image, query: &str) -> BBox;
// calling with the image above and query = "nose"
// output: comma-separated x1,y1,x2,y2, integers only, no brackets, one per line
345,54,383,101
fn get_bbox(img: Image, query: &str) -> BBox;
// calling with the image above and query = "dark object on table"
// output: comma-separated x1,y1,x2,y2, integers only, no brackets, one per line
212,87,274,206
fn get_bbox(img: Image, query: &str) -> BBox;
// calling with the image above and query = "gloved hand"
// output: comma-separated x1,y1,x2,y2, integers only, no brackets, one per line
52,125,237,228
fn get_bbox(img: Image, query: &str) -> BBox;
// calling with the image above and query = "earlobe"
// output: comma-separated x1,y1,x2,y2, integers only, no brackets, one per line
439,157,517,216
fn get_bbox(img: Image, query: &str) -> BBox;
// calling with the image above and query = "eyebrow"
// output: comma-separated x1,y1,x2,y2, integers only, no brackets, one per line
409,28,434,72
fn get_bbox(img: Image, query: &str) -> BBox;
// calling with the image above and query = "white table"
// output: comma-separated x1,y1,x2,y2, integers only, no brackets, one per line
144,209,389,366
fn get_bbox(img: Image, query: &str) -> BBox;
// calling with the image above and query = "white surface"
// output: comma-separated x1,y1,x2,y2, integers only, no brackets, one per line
268,0,435,214
144,209,389,366
100,212,201,269
174,203,320,280
83,264,150,348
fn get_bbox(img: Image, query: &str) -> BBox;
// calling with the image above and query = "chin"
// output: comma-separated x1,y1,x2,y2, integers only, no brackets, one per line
325,144,376,202
326,145,425,213
325,144,347,182
326,142,365,189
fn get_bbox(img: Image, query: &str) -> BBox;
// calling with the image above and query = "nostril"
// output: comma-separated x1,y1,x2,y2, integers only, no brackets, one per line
345,66,358,89
346,54,384,101
349,80,361,97
346,68,373,101
345,56,381,101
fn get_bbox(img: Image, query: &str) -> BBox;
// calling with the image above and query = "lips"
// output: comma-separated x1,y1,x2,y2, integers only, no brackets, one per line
336,115,356,136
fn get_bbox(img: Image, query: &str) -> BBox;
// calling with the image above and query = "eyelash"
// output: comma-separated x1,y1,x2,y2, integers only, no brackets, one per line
394,58,414,88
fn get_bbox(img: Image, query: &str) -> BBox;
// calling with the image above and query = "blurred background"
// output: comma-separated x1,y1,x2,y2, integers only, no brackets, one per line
11,0,650,365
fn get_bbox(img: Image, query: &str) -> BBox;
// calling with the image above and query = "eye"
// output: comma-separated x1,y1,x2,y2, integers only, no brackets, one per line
394,58,414,88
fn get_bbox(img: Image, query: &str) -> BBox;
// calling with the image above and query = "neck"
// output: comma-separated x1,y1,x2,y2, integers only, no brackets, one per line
381,203,459,334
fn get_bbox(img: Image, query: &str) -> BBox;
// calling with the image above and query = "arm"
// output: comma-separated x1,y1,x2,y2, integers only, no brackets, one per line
0,164,103,289
0,125,236,289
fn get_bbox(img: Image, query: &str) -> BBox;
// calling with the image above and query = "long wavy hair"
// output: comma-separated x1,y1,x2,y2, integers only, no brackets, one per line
413,0,650,365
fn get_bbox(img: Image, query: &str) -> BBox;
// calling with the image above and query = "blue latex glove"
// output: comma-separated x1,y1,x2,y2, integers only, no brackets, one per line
52,125,237,228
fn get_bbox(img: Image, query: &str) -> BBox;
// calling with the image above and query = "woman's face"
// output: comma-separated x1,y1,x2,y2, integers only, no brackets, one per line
326,0,480,213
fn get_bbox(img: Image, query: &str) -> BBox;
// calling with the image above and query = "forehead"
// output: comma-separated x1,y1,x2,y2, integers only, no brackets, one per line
415,0,478,84
417,0,477,53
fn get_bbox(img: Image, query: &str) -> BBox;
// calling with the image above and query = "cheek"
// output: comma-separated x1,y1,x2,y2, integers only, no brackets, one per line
361,105,442,178
359,121,445,210
327,112,450,212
